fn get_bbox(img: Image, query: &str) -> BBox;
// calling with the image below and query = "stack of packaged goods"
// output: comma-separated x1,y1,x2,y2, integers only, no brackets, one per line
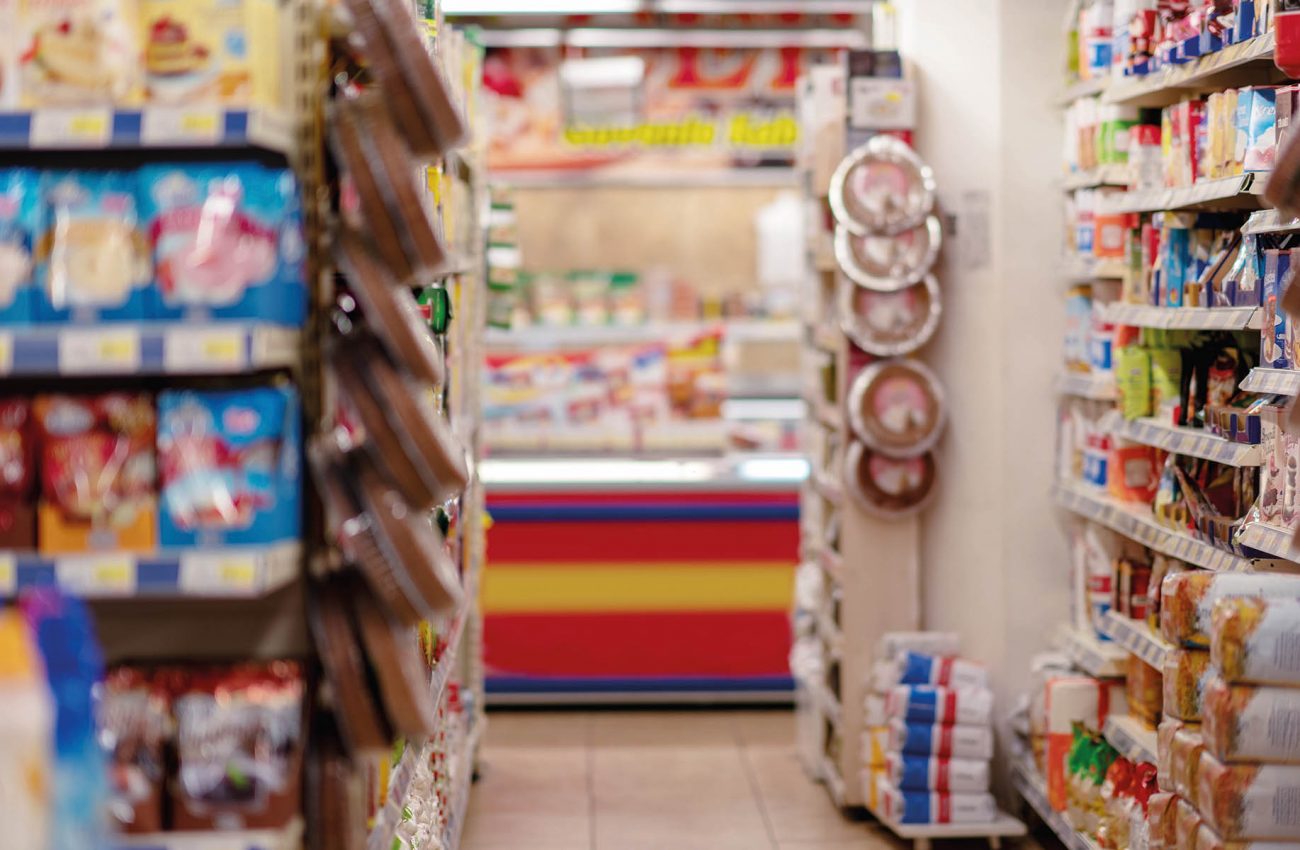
861,633,997,826
1150,573,1300,850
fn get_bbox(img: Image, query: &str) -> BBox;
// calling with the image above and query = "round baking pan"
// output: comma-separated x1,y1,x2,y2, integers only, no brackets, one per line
842,440,938,519
837,275,941,357
846,359,947,458
829,136,937,237
834,217,941,291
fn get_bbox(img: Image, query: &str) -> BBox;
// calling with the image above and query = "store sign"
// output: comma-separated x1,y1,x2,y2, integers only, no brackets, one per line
484,45,835,172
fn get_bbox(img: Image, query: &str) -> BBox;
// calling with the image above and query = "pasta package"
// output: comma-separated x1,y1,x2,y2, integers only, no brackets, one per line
1162,573,1300,649
1196,752,1300,840
1171,727,1207,804
1127,654,1164,727
1212,598,1300,685
1163,650,1213,721
1177,797,1203,850
1158,718,1188,792
1203,676,1300,764
1148,792,1177,850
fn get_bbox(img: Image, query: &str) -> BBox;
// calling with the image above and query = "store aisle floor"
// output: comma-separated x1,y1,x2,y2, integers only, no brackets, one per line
459,708,895,849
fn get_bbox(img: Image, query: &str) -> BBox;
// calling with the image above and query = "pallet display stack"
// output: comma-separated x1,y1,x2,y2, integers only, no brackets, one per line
1021,3,1300,850
0,0,489,846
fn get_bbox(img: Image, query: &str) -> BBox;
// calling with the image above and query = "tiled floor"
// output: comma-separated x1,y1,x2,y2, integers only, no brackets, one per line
459,709,897,850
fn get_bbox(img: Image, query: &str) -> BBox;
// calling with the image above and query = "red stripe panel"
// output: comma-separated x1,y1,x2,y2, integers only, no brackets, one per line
488,490,798,507
483,611,792,677
488,519,799,563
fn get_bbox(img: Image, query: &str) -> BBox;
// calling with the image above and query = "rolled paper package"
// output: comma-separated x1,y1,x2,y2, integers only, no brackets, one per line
884,684,994,727
884,752,990,793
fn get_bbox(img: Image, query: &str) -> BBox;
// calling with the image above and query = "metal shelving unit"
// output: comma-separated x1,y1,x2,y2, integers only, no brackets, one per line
1103,714,1159,765
1099,611,1172,670
1103,304,1261,331
1111,417,1264,467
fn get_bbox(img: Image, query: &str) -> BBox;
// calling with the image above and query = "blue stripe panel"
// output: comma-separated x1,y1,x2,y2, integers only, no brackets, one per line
487,675,795,694
136,559,180,594
140,333,165,369
0,109,258,149
490,504,799,522
113,111,142,140
225,110,250,140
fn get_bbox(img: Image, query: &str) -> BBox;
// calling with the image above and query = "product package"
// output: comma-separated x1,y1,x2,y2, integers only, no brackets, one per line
891,651,989,690
156,386,302,548
1242,87,1280,173
1212,597,1300,685
0,399,37,549
102,667,169,833
1044,676,1127,810
1162,573,1300,649
172,661,305,830
35,393,156,554
1170,725,1206,802
35,171,150,323
139,164,305,325
883,684,993,727
1196,753,1300,840
875,632,961,662
878,784,995,825
1126,654,1163,727
888,719,994,761
863,725,888,768
1163,649,1213,722
0,170,39,325
1203,675,1300,764
884,752,990,794
139,0,285,106
16,0,141,105
1262,249,1293,370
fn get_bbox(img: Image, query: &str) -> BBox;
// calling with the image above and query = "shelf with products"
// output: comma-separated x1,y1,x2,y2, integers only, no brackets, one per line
1063,164,1133,191
1243,208,1300,236
1052,481,1253,572
113,819,304,850
1059,623,1127,678
484,319,801,348
0,107,296,153
1236,521,1300,561
0,543,302,599
1103,304,1262,331
1012,758,1102,850
1102,714,1160,766
1099,173,1268,215
1098,610,1173,669
1102,30,1280,109
1056,370,1118,401
1111,416,1264,467
1241,367,1300,395
1062,257,1130,282
0,323,299,377
1058,76,1111,105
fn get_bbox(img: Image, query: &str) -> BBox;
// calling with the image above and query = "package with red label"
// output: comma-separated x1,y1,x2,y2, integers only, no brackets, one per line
1196,752,1300,840
171,660,305,830
1117,556,1153,620
1212,598,1300,686
35,393,156,554
883,685,993,727
877,782,995,825
877,651,990,691
884,752,989,794
1164,649,1213,721
887,719,993,761
102,667,170,833
1127,654,1163,727
1161,572,1300,649
1045,676,1128,811
1203,675,1300,764
0,399,36,548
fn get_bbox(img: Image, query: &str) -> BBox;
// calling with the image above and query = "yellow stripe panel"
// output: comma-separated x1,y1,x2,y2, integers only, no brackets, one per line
483,564,794,614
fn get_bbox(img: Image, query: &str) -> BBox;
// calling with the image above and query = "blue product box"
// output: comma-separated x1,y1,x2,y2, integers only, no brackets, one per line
1180,35,1205,60
1238,1,1257,43
1165,228,1190,308
35,171,150,324
157,385,302,548
1200,28,1224,56
1263,250,1291,369
139,163,306,326
0,170,39,325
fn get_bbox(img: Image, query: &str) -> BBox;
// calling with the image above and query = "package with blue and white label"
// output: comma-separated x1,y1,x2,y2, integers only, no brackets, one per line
875,632,961,663
879,783,996,825
885,752,989,794
884,685,994,727
139,163,306,326
0,169,38,325
889,719,994,761
896,651,990,690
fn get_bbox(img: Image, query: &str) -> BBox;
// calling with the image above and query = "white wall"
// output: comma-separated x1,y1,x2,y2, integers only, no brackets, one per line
896,0,1070,786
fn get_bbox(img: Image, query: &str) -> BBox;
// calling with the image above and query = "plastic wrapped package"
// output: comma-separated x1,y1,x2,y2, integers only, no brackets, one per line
878,782,996,825
883,685,994,727
1177,798,1204,850
1163,650,1213,721
1158,718,1194,793
1212,598,1300,685
1203,676,1300,764
1162,573,1300,649
1196,752,1300,840
1046,676,1128,810
884,752,989,793
1148,792,1177,850
888,720,994,761
1171,727,1207,804
1127,654,1164,727
873,651,988,691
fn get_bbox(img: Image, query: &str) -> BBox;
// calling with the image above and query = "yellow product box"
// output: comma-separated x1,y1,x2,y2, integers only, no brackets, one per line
16,0,143,106
139,0,286,107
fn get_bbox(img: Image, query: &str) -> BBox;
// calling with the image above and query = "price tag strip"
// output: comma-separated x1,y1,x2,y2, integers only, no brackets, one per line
1101,611,1172,669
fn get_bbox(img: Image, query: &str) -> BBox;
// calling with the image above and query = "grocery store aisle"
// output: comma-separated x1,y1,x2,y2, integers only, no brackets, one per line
459,709,890,850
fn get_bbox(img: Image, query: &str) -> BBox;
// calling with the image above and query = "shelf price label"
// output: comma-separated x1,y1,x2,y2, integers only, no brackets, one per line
31,108,112,148
59,328,140,374
180,553,258,595
57,556,136,596
0,555,15,596
142,107,222,145
0,332,12,375
164,326,245,372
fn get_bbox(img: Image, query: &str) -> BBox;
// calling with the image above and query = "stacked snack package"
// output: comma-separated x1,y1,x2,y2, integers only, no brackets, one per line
1148,571,1300,849
861,633,997,826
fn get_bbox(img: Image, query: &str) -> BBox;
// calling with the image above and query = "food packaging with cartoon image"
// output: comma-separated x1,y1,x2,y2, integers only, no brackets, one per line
102,667,169,833
1212,597,1300,686
0,170,38,325
35,393,156,554
1196,752,1300,840
139,0,285,107
1203,674,1300,764
1163,649,1213,722
16,0,141,105
1162,572,1300,649
0,399,36,549
156,386,301,548
35,171,150,323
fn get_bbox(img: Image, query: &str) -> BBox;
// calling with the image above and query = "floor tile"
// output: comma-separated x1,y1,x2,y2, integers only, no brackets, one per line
746,748,873,843
734,708,797,749
460,747,591,848
590,709,738,748
480,710,592,749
